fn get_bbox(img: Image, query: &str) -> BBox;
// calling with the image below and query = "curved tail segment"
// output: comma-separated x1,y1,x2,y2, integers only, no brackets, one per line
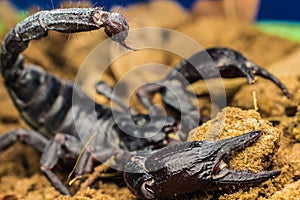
0,7,131,75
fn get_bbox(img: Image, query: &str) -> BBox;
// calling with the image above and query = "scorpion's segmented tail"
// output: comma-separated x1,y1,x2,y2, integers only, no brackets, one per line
0,7,130,73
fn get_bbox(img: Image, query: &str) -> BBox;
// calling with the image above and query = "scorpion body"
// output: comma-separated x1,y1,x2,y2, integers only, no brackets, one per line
0,7,172,195
0,7,291,199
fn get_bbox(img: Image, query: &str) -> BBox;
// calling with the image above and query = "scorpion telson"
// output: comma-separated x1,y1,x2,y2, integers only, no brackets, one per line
0,6,289,198
93,8,135,50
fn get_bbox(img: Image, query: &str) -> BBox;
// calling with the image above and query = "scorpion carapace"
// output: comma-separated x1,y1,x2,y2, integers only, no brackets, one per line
0,6,289,198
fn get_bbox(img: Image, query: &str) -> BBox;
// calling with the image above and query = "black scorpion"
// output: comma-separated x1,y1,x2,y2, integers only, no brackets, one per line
0,7,290,199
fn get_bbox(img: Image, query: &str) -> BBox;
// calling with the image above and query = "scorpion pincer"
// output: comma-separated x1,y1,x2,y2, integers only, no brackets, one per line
124,130,280,199
135,47,291,140
0,6,290,199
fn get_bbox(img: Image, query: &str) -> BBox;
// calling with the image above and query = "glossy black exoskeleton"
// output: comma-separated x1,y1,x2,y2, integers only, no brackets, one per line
124,130,280,199
0,6,289,199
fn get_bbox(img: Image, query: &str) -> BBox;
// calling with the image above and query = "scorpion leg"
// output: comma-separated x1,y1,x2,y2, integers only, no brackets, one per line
0,129,73,195
136,83,165,115
0,128,48,153
96,81,178,141
136,81,200,141
96,81,129,111
40,133,82,195
74,148,119,176
159,80,200,140
95,81,146,124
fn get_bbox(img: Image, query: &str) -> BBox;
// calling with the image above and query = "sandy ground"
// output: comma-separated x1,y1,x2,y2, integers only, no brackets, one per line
0,0,300,199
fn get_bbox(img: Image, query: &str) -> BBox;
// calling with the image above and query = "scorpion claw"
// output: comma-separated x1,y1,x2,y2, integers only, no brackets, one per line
216,130,262,154
204,48,290,98
213,168,280,185
210,130,280,188
210,47,290,98
212,130,279,182
247,63,291,98
124,130,280,199
244,67,256,84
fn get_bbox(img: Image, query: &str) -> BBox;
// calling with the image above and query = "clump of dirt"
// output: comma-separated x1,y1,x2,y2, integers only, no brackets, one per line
188,107,281,173
56,184,136,200
231,76,300,117
189,107,295,199
0,0,300,199
283,106,300,141
274,105,300,181
270,180,300,200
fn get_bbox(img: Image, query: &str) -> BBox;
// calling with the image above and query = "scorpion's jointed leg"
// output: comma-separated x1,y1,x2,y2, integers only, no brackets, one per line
124,130,280,199
40,133,83,195
0,129,78,193
136,83,165,115
96,81,179,142
136,81,200,141
96,81,130,111
0,128,48,153
158,81,200,140
0,129,75,195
